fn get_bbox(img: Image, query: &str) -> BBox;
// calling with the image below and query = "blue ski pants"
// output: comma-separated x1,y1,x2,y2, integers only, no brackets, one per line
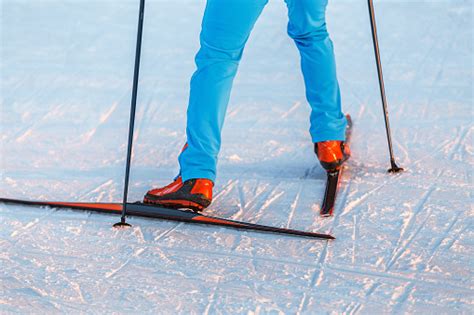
179,0,347,182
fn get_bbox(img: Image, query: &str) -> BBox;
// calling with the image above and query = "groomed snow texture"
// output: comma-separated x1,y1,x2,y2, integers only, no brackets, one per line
1,0,472,313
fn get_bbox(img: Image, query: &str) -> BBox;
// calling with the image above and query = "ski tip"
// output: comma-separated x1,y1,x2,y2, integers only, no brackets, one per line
318,234,336,241
318,233,335,240
345,113,352,124
308,232,335,240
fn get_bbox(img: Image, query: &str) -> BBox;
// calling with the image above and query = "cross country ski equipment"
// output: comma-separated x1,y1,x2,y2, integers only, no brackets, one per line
144,177,213,212
0,198,335,240
320,114,353,217
115,0,146,228
367,0,403,173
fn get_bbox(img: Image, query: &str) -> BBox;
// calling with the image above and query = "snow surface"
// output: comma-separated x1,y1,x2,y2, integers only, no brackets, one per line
1,0,473,313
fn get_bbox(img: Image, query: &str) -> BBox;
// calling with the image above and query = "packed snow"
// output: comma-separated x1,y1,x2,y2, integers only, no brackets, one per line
1,0,472,313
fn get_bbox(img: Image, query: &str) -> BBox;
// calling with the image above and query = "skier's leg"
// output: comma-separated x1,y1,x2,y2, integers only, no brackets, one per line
284,0,347,142
179,0,268,182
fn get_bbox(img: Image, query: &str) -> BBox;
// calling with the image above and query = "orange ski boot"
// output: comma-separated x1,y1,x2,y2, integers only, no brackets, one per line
144,177,213,212
314,140,351,172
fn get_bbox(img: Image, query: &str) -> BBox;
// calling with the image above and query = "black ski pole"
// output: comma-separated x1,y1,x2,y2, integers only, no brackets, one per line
114,0,146,227
367,0,403,173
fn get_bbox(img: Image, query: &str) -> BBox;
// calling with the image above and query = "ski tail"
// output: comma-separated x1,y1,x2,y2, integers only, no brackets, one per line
0,198,334,240
320,171,341,217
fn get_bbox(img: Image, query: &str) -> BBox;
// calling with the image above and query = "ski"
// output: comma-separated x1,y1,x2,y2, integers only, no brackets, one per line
320,114,353,217
0,198,334,240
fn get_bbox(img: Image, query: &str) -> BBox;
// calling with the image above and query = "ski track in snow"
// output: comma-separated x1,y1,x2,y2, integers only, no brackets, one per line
1,0,473,313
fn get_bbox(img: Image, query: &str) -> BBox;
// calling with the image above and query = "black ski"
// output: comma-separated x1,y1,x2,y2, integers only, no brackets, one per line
320,114,353,217
0,198,335,240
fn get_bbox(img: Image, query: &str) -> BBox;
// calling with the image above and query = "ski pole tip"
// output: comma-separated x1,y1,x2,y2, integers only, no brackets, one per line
388,167,404,173
113,218,132,229
388,160,404,173
113,222,132,229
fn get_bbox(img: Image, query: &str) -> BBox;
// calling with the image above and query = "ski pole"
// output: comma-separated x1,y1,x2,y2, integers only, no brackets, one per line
367,0,403,173
114,0,146,227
